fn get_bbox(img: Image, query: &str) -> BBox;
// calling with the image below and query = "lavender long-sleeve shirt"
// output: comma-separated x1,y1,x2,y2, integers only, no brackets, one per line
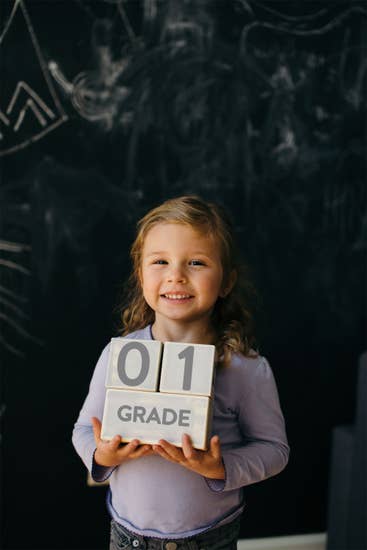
72,325,289,539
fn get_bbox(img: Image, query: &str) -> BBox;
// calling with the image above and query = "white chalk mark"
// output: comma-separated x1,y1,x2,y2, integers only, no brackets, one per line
0,284,28,303
272,128,297,156
240,7,367,56
13,98,48,132
0,0,19,43
48,61,74,94
340,31,367,110
251,1,327,22
0,312,34,340
0,0,67,157
0,296,29,320
116,0,136,42
0,259,31,275
0,333,25,358
0,110,10,125
16,1,66,115
0,118,66,157
0,239,31,252
6,81,55,119
70,70,129,126
0,110,10,139
49,57,129,125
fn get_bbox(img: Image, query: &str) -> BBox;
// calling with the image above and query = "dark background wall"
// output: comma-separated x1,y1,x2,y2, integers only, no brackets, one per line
1,1,366,549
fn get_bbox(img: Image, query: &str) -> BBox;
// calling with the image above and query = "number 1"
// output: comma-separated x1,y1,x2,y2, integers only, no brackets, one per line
178,345,194,390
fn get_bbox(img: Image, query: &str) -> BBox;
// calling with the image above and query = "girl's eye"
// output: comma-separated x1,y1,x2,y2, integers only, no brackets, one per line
190,260,205,266
153,259,167,265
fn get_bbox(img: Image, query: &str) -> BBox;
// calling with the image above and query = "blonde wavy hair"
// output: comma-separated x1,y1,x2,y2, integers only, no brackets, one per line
119,195,258,367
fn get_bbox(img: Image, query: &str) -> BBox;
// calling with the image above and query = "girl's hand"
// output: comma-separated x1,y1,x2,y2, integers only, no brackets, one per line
153,434,225,480
91,417,153,467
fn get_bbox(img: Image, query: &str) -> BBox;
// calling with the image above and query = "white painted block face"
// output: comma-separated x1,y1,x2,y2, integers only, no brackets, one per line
159,342,215,397
105,338,163,391
101,389,213,450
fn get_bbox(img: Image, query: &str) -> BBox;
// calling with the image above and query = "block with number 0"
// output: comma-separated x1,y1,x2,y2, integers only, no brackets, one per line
101,338,216,450
105,338,163,391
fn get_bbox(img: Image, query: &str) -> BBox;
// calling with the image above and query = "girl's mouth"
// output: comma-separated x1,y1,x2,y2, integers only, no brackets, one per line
161,293,193,301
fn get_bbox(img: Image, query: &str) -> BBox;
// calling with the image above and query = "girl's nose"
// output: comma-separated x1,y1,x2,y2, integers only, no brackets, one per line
167,266,187,283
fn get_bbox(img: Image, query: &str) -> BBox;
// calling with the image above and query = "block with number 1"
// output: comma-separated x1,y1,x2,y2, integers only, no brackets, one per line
101,338,215,450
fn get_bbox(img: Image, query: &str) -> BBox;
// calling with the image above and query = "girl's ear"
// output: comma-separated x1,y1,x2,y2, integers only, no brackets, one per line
220,269,237,298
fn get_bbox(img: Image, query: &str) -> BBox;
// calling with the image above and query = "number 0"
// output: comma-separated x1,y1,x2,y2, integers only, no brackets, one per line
117,342,150,386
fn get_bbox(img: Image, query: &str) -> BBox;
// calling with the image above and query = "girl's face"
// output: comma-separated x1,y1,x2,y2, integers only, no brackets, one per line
140,223,225,330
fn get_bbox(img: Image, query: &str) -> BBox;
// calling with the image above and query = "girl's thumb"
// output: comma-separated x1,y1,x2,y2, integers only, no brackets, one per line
91,417,101,442
210,435,221,458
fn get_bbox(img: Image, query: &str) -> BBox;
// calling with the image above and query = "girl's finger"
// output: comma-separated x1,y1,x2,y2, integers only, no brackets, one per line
109,434,122,451
153,444,173,462
157,439,183,461
182,433,196,461
209,435,221,459
117,439,140,458
131,445,153,459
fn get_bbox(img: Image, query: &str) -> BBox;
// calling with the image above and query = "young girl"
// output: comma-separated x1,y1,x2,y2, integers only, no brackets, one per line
72,195,289,550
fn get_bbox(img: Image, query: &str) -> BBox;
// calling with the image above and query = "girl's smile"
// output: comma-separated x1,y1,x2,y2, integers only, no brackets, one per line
161,293,193,302
140,223,225,332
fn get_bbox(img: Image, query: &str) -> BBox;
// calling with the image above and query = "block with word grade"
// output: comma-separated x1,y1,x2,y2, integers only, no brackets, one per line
159,342,215,396
101,389,212,450
105,338,163,392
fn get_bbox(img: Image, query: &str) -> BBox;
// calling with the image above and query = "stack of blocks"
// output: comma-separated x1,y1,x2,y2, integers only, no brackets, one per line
101,338,216,450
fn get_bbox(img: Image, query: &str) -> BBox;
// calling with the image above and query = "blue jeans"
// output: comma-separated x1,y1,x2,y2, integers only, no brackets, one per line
109,517,241,550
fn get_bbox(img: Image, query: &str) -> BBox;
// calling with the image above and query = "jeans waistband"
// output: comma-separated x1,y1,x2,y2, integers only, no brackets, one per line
110,516,241,550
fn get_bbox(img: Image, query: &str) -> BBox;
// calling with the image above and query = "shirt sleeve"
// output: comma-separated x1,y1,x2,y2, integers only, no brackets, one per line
72,343,115,482
206,357,290,492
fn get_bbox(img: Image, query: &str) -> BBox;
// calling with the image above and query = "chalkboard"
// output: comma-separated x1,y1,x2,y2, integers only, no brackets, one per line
1,1,366,549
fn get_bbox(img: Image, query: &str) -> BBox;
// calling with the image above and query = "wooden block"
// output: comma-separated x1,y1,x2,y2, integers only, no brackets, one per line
101,389,213,450
105,338,162,391
159,342,215,396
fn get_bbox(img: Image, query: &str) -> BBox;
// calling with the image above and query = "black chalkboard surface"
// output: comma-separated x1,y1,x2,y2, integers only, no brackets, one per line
1,1,366,549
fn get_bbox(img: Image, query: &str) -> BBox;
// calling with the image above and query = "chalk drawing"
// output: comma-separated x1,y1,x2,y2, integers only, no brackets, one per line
0,111,10,126
115,0,136,42
0,238,35,357
75,0,136,42
48,0,135,127
49,60,129,128
0,110,10,140
0,0,67,156
240,6,367,56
